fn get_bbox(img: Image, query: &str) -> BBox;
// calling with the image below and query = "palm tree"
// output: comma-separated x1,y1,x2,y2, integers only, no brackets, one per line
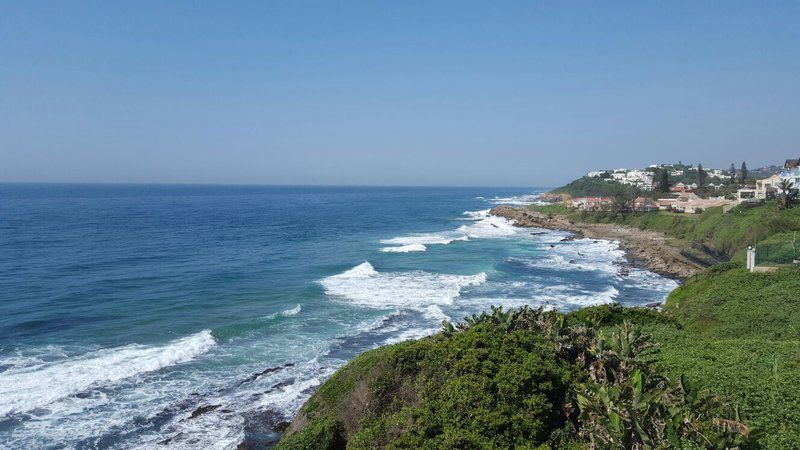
777,177,796,209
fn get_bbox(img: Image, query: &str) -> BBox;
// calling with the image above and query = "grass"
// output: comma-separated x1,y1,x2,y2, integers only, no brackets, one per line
666,267,800,340
643,325,800,449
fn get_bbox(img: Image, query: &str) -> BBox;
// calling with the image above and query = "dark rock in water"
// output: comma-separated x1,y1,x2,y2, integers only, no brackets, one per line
619,267,630,277
549,244,556,248
189,404,221,419
237,409,287,449
159,433,183,445
240,362,296,385
530,231,545,236
491,223,499,228
274,420,291,433
265,379,295,393
593,241,599,243
74,391,93,399
568,260,576,264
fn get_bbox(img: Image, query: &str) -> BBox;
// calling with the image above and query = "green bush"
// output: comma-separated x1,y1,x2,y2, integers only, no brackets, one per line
280,308,751,449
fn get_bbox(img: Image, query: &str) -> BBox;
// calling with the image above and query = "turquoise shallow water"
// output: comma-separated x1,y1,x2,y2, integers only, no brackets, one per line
0,184,677,448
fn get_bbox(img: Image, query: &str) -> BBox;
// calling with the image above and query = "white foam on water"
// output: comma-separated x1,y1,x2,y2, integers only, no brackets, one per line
456,282,618,313
487,193,542,206
529,285,620,308
456,297,558,312
280,305,302,317
128,358,342,450
319,262,487,309
380,243,427,253
379,210,518,251
0,330,216,418
514,238,626,276
456,214,517,239
459,209,491,220
623,268,680,292
381,233,468,246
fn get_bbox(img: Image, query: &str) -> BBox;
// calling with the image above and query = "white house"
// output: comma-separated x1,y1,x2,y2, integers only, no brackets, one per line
777,158,800,194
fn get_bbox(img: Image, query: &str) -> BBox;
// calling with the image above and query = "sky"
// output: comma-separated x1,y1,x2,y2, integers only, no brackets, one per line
1,1,799,187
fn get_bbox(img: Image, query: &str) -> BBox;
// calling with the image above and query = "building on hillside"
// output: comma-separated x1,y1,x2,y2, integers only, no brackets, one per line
656,192,734,214
680,197,733,214
633,197,658,211
736,187,756,202
670,182,693,193
777,158,800,194
571,197,612,211
756,175,780,199
737,175,780,202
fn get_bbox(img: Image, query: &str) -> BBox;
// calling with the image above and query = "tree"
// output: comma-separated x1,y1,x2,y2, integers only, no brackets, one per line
729,163,736,185
777,178,796,209
659,169,670,193
740,162,748,184
608,184,639,214
697,164,707,187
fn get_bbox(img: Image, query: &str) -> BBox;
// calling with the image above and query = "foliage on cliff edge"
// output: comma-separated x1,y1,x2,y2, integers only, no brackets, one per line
278,306,751,449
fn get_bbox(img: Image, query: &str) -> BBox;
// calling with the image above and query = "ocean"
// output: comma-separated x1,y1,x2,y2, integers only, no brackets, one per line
0,184,678,448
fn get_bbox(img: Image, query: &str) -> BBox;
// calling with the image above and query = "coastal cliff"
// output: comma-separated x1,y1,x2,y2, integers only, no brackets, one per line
489,205,725,279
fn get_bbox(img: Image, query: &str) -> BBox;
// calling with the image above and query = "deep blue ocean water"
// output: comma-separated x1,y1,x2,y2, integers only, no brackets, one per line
0,184,677,448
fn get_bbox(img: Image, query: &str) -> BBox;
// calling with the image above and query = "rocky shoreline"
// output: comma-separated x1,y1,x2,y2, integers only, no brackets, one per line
490,206,726,280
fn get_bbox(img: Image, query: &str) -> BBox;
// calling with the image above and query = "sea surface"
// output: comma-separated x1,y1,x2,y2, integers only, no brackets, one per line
0,184,678,448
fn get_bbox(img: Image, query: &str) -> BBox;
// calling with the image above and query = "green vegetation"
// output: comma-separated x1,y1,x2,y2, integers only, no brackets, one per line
279,307,752,449
530,201,800,258
551,177,639,199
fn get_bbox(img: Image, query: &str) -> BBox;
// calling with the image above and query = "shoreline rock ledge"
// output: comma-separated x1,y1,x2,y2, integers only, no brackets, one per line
490,206,726,280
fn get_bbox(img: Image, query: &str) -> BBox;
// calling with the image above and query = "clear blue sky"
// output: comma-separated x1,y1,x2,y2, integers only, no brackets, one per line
2,1,798,186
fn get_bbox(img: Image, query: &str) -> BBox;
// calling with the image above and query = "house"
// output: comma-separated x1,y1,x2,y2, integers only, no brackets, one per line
681,197,733,214
756,175,780,199
776,158,800,194
633,197,658,211
571,197,612,211
657,193,734,214
737,187,757,202
670,182,692,193
657,198,677,211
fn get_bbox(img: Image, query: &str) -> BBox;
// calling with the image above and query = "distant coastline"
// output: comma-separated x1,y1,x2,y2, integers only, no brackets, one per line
490,205,726,280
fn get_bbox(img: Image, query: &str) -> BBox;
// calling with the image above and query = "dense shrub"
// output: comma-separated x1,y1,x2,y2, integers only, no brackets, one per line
279,308,750,449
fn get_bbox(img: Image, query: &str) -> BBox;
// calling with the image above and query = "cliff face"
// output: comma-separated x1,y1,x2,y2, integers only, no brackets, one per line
489,206,725,280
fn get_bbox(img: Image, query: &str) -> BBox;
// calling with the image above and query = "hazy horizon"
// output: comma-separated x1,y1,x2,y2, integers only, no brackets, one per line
2,2,798,186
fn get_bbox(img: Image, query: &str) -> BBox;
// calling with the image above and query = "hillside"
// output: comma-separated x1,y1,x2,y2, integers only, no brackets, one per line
278,267,800,449
550,177,639,198
278,306,754,449
278,202,800,449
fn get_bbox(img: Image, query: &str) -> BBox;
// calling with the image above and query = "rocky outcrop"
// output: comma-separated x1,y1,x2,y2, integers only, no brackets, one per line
490,206,725,280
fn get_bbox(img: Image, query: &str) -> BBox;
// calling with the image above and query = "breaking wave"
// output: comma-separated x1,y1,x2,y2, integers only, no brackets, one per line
319,262,487,309
0,330,216,418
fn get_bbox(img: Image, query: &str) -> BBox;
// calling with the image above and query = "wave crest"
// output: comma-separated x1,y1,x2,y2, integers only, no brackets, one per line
0,330,216,418
319,262,486,309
